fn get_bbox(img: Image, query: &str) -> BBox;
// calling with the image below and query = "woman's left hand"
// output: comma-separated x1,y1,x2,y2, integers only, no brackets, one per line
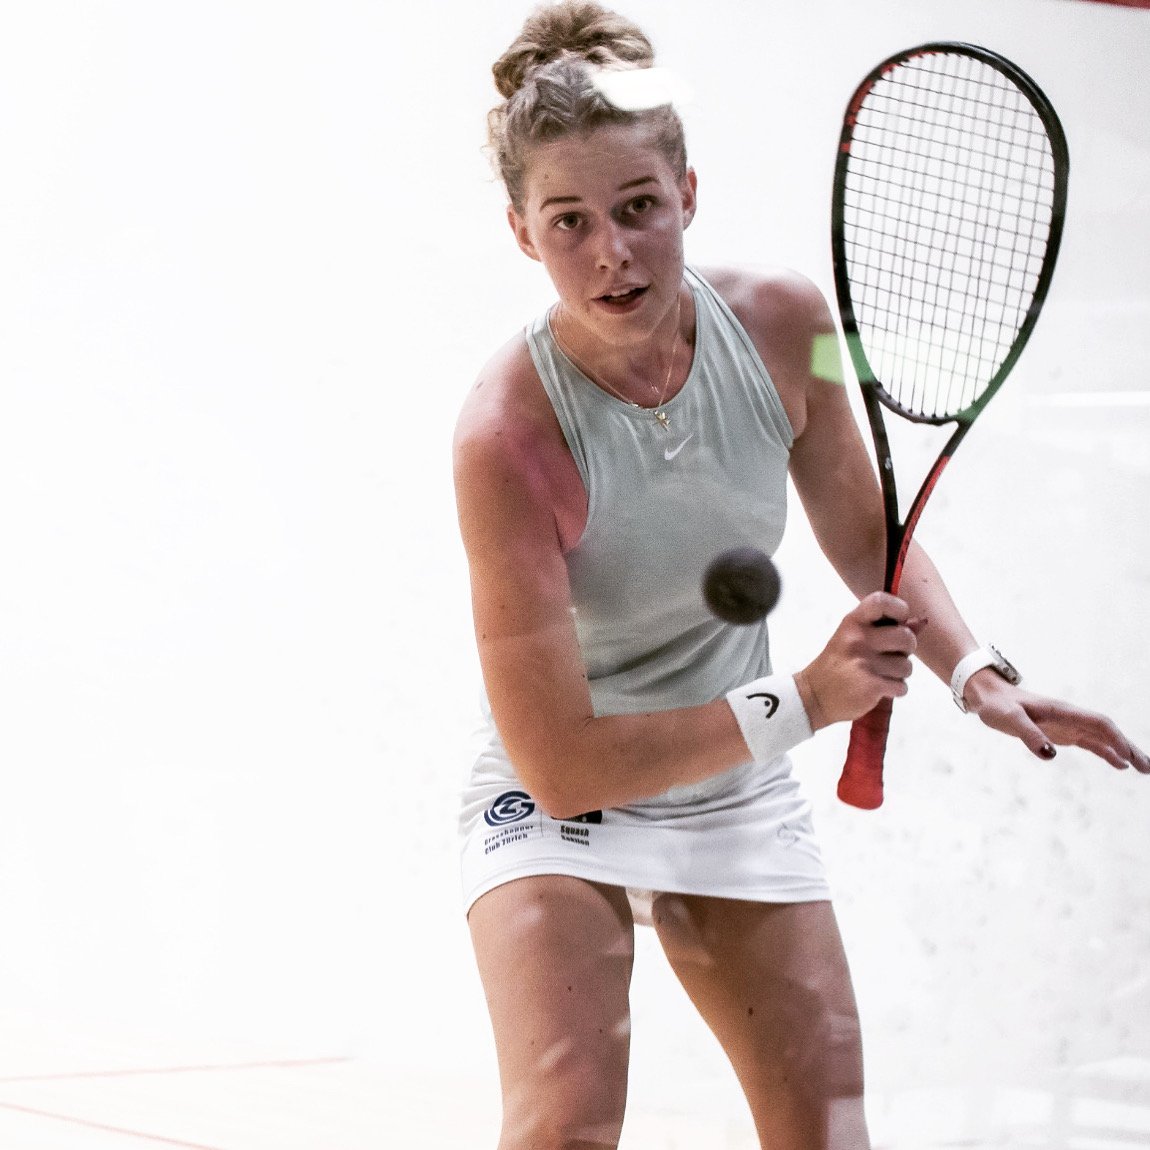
963,671,1150,774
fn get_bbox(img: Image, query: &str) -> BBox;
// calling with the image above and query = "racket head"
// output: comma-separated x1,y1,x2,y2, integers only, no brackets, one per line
831,42,1070,427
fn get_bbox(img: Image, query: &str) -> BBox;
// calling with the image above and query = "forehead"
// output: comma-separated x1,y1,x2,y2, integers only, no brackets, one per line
521,122,679,210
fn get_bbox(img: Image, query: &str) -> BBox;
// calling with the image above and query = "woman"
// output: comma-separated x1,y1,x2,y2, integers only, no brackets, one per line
452,4,1148,1147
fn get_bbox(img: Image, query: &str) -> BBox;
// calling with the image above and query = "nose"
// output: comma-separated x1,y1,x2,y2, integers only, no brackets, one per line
595,220,632,270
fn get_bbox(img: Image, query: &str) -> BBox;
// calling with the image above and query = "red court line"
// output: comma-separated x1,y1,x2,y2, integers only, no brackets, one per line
0,1056,351,1084
0,1099,225,1150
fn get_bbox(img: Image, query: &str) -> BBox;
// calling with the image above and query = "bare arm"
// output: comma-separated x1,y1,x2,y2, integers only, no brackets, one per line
453,351,758,818
758,270,1148,773
453,338,912,818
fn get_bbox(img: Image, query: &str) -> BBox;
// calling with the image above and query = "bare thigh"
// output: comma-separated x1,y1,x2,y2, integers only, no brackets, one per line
468,875,636,1150
652,895,870,1150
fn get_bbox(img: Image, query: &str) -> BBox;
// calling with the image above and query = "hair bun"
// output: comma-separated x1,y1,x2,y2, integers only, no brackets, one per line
492,1,655,99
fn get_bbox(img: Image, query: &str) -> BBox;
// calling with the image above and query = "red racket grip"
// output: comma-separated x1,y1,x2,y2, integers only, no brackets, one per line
837,696,894,810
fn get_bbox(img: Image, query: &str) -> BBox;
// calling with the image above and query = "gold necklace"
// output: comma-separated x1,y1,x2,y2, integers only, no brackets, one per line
551,293,682,431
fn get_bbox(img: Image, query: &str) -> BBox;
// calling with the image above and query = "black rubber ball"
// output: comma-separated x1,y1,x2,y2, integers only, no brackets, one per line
702,547,781,625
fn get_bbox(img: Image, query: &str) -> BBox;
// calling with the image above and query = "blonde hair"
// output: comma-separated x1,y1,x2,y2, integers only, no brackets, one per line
488,1,688,211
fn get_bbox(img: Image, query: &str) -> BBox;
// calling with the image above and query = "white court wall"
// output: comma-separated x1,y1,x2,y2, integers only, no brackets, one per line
0,0,1147,1139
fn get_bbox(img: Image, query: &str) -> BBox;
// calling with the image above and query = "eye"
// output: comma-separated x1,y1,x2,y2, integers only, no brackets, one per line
624,195,657,217
552,212,582,231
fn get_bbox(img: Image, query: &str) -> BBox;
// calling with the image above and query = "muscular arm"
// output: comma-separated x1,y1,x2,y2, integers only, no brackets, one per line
453,348,757,819
454,330,918,816
781,287,978,685
747,269,1147,772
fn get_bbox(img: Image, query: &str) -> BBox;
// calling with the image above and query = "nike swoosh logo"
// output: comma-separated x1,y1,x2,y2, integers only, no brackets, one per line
664,434,694,461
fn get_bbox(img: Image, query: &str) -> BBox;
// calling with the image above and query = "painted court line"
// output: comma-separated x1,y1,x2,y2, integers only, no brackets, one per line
0,1058,353,1150
0,1099,225,1150
0,1056,351,1085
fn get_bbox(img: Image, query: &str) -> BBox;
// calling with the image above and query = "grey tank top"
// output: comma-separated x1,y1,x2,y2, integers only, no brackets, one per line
525,267,794,717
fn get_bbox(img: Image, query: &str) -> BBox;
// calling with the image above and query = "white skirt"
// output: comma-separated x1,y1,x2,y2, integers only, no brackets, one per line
459,732,831,925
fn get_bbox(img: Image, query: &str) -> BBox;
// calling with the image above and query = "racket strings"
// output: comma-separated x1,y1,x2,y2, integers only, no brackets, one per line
842,51,1058,419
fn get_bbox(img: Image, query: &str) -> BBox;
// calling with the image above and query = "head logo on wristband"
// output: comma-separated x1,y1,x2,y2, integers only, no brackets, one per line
745,692,780,718
726,675,813,766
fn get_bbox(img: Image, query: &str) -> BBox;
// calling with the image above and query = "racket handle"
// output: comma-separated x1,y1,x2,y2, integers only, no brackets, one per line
837,696,894,810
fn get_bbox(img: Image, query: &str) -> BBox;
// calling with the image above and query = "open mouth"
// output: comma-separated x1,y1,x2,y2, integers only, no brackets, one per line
597,285,648,307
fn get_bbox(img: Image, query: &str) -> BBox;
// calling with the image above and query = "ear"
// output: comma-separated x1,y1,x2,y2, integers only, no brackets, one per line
507,204,542,262
681,167,698,230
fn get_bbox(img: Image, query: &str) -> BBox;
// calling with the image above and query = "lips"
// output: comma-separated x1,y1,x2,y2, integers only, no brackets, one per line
596,284,648,308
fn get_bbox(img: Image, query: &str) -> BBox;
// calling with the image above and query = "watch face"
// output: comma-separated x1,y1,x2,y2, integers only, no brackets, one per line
989,645,1022,684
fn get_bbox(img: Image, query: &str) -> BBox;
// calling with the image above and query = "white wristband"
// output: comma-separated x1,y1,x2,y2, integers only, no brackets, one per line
725,674,814,766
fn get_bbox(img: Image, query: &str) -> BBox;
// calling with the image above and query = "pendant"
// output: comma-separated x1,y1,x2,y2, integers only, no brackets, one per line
655,409,670,430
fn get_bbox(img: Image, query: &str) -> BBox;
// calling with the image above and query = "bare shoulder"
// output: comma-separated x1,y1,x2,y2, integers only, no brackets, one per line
454,333,554,497
695,264,834,339
695,265,838,436
453,329,585,555
455,333,541,458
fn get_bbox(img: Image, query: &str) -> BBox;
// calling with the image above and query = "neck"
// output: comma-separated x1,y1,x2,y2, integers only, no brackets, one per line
551,290,686,406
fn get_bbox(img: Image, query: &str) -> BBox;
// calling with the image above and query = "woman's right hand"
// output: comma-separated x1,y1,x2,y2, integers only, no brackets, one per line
796,592,923,731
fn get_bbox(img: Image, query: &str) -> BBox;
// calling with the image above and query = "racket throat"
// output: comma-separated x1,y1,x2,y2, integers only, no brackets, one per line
888,450,955,595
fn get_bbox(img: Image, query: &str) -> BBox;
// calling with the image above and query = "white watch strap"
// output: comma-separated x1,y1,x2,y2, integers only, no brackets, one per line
950,645,1021,712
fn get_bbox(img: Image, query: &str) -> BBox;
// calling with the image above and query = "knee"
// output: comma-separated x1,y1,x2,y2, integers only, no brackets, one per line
751,984,864,1106
499,1062,626,1149
733,976,867,1099
803,1000,866,1098
496,1031,628,1150
499,1116,623,1150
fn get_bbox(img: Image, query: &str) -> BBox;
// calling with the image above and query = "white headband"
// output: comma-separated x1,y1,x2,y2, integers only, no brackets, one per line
591,66,694,112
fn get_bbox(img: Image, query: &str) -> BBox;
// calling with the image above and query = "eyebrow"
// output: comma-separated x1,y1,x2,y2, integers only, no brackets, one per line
539,175,658,212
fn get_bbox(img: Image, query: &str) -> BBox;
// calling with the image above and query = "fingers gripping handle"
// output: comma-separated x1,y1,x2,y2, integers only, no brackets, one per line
837,696,894,809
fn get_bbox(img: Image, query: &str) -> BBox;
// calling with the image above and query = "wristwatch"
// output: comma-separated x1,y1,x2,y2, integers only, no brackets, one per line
950,645,1022,712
